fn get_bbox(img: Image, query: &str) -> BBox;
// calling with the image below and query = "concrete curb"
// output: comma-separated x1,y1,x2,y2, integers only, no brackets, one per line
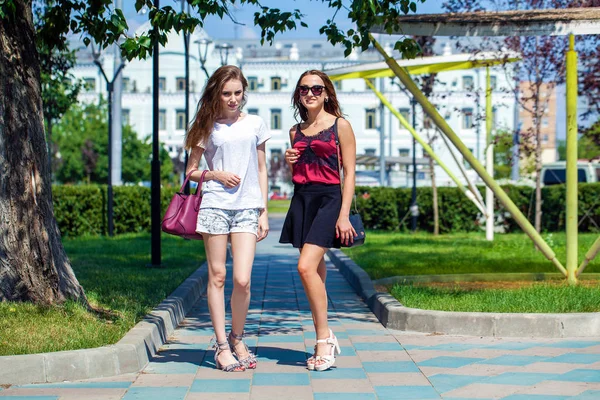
327,249,600,338
0,262,209,385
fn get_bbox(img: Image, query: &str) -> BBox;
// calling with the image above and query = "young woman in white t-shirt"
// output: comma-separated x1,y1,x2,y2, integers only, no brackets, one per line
185,65,270,372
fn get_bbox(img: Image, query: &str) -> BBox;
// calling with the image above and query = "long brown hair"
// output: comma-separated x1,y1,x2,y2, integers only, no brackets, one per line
292,70,343,122
185,65,248,149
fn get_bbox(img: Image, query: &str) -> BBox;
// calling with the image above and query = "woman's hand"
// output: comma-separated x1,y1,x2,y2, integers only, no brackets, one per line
285,148,300,164
257,211,269,242
336,216,357,246
215,171,241,188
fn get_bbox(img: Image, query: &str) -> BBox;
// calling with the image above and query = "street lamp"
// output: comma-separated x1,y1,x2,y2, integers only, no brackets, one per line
215,43,234,66
91,43,125,237
195,38,212,78
391,78,419,232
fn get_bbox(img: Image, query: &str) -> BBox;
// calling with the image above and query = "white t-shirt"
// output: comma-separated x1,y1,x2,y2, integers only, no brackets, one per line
199,114,271,210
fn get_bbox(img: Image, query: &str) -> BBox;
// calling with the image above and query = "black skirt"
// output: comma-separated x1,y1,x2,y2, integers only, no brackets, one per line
279,183,342,249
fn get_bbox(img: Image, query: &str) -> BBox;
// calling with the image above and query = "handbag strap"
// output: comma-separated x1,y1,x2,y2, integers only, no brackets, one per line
180,169,208,196
333,118,358,214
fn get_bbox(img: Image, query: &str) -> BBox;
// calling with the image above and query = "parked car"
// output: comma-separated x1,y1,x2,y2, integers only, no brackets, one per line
541,161,600,186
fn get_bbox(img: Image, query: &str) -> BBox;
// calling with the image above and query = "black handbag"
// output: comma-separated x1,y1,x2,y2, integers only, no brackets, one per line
334,118,365,248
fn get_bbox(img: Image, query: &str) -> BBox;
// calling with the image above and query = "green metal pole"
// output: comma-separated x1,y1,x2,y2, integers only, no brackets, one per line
370,34,567,276
485,67,494,241
566,34,579,284
364,78,487,216
577,236,600,277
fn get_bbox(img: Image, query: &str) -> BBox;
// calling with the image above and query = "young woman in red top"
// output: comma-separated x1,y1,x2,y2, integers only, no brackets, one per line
279,70,357,371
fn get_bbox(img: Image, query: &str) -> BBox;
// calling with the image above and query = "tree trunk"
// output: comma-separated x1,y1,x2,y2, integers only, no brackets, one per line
534,122,543,233
429,145,439,236
0,1,87,305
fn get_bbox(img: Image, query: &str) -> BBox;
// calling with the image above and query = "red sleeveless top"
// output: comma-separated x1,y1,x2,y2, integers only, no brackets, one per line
291,119,341,185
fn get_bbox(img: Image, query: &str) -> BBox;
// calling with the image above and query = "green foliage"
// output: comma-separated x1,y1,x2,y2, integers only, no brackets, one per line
493,129,515,179
390,282,600,313
53,185,177,237
52,101,176,185
355,183,600,233
0,233,205,355
343,231,600,280
557,135,600,161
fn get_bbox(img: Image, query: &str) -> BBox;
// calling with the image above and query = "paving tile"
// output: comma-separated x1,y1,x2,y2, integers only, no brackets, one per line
252,372,310,386
441,383,523,399
356,350,413,362
314,394,377,400
374,385,441,399
573,390,600,399
543,354,600,364
515,380,591,396
419,357,484,369
477,355,550,366
131,374,195,387
249,385,313,400
121,386,189,400
186,393,250,400
16,382,131,389
309,368,367,379
428,374,486,394
310,379,375,393
482,372,559,386
541,341,600,349
555,369,600,382
189,378,251,392
353,342,405,351
367,373,432,386
501,395,569,400
362,361,420,373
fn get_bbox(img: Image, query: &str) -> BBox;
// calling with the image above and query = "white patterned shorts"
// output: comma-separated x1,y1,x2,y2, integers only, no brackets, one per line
196,208,260,236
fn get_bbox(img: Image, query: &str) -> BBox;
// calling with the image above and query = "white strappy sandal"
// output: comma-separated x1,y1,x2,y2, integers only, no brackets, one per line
308,329,341,372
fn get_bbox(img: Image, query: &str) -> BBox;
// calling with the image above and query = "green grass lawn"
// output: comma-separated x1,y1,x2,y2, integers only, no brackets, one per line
0,233,205,356
343,231,600,313
343,231,600,280
391,282,600,313
268,199,291,214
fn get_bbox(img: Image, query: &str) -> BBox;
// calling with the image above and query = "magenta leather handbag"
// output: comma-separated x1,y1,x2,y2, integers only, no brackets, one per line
161,170,208,240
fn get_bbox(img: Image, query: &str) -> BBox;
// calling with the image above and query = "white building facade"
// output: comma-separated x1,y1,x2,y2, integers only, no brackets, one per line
72,27,518,192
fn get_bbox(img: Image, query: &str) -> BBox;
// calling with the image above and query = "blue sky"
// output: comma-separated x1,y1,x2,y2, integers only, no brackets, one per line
123,0,444,39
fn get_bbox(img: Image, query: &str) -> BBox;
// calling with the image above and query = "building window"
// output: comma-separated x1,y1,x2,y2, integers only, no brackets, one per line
492,107,497,128
247,108,259,115
176,110,186,130
159,109,166,130
365,78,375,90
398,108,410,126
122,77,130,92
462,108,474,129
462,75,474,91
83,78,96,92
159,77,166,91
398,148,410,157
490,75,497,90
334,80,342,91
271,77,281,91
270,148,282,163
365,148,376,156
122,109,130,126
542,117,549,127
270,109,281,129
542,134,549,144
176,77,186,92
365,108,376,129
248,76,258,92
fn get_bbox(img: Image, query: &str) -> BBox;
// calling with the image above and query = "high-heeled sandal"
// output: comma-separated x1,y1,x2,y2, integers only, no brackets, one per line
307,344,317,371
312,329,341,372
213,340,245,372
228,331,257,369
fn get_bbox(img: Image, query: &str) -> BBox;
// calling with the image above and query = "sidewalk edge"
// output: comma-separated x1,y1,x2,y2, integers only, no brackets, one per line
327,249,600,338
0,261,208,385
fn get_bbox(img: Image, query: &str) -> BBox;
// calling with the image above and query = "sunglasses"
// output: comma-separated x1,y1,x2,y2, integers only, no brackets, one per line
298,85,325,97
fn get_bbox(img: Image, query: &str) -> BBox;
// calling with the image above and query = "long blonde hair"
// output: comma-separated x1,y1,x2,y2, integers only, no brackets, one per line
292,70,342,122
185,65,248,149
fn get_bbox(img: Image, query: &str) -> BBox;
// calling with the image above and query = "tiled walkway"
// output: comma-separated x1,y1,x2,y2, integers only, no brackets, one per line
2,218,600,399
